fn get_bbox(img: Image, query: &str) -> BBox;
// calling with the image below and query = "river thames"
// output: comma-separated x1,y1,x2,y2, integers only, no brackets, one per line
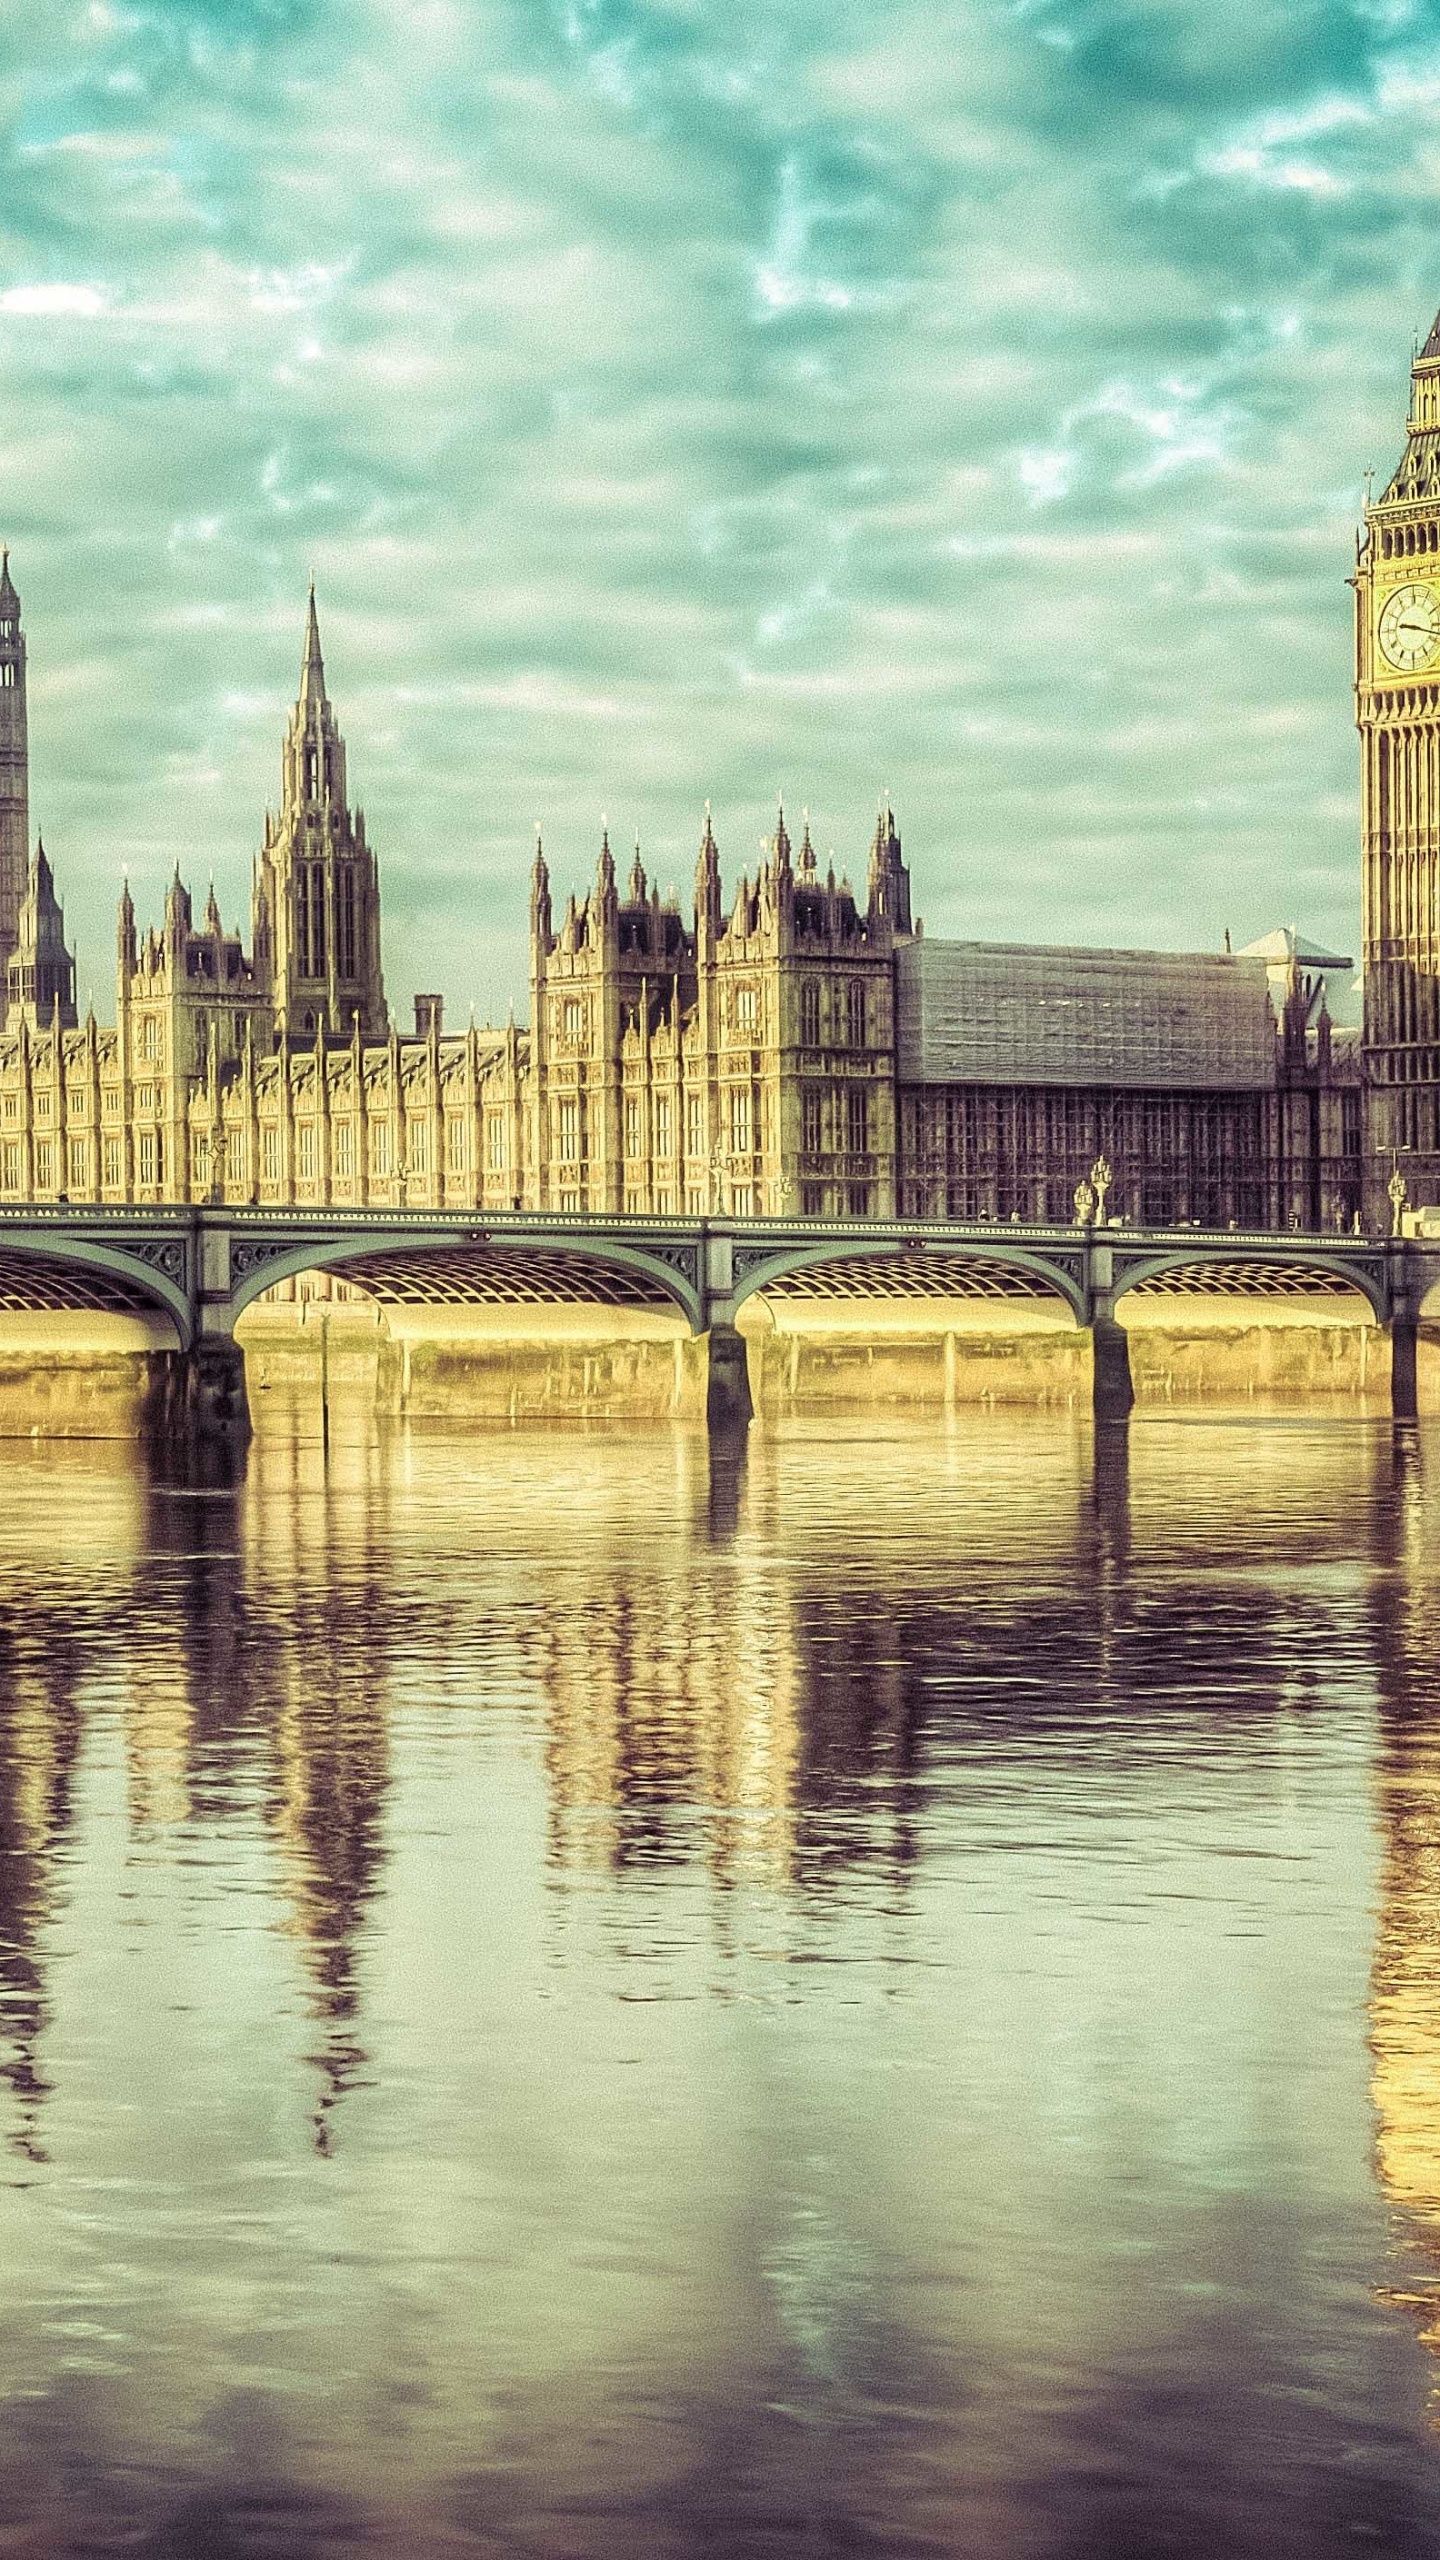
3,1408,1440,2555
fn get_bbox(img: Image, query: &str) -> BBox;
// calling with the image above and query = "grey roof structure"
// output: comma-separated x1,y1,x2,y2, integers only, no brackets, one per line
895,940,1279,1092
1238,926,1362,1031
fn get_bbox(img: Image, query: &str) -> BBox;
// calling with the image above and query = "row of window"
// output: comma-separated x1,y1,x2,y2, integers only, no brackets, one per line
894,1179,1313,1225
0,1132,168,1189
1375,522,1440,560
559,1180,877,1218
552,978,871,1051
904,1090,1269,1166
799,978,869,1049
293,863,360,982
801,1087,870,1154
0,1116,514,1194
1,1138,115,1190
564,1092,770,1163
2,1083,179,1120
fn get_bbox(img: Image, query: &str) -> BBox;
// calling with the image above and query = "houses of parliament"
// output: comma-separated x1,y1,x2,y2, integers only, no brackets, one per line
12,306,1440,1236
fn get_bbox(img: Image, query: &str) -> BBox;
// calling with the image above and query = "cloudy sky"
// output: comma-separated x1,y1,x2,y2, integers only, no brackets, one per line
1,0,1438,1019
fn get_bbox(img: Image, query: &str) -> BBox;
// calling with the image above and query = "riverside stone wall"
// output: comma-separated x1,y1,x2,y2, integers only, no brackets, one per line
0,1294,1429,1438
0,1312,181,1439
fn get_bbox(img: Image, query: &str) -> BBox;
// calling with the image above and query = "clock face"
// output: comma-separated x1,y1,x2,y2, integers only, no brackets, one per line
1378,581,1440,672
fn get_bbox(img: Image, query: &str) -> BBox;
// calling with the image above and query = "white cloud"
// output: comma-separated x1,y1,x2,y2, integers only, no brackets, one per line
0,283,107,316
0,0,1428,1009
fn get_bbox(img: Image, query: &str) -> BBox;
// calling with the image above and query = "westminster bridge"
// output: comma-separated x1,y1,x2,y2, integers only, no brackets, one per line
0,1201,1434,1439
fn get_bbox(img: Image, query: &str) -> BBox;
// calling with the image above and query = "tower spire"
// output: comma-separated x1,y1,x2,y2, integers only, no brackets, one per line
299,578,328,708
0,547,27,971
252,586,386,1042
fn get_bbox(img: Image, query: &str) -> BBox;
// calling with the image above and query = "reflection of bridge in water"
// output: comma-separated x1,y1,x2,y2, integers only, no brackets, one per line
0,1202,1433,1436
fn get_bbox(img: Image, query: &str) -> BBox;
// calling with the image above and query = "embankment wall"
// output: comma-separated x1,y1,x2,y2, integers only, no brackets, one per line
0,1294,1430,1436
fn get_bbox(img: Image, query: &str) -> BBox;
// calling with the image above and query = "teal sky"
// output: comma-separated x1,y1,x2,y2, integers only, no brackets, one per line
1,0,1438,1019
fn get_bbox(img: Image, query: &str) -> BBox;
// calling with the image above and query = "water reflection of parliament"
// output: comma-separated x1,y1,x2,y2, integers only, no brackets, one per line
5,1436,1440,2284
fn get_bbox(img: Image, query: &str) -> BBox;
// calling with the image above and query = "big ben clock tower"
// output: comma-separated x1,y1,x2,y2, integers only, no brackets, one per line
1357,312,1440,1207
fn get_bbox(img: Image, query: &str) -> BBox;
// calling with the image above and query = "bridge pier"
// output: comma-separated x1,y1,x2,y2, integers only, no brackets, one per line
705,1322,753,1433
1390,1310,1419,1421
1090,1314,1134,1421
1082,1243,1134,1421
145,1330,251,1464
185,1333,251,1443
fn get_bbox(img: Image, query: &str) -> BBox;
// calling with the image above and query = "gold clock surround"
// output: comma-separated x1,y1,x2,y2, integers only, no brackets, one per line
1378,579,1440,672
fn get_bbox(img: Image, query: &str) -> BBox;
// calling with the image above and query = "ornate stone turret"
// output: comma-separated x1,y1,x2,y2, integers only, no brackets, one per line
0,552,28,970
117,873,136,977
867,801,913,934
695,804,722,948
5,840,75,1031
529,831,551,942
252,586,387,1043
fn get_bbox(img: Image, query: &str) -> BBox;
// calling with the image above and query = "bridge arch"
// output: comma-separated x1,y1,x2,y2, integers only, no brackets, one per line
0,1236,190,1344
1111,1252,1389,1322
227,1230,704,1331
732,1239,1086,1322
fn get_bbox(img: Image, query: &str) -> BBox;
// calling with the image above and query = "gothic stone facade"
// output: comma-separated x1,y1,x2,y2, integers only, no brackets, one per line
1356,309,1440,1215
0,578,1362,1232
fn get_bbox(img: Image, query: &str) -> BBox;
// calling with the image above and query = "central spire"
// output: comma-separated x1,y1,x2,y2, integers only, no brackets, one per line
299,578,328,710
252,585,386,1043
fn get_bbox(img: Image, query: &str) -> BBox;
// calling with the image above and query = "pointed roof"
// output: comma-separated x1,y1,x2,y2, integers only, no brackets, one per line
0,548,17,612
1237,926,1354,969
298,579,328,708
1422,308,1440,362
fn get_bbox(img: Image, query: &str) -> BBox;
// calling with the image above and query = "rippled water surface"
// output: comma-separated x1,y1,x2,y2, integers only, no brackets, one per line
3,1410,1440,2555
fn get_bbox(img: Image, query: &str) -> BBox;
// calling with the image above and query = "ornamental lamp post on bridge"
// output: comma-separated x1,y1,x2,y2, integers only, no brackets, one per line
1090,1155,1114,1226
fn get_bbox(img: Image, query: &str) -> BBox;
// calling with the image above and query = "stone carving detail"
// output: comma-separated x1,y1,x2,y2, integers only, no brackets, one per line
730,1245,780,1285
1042,1252,1085,1289
229,1236,297,1286
125,1236,187,1283
649,1242,699,1287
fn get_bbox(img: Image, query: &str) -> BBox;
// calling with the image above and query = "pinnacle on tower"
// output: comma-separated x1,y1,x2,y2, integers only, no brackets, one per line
0,549,17,613
299,578,328,708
